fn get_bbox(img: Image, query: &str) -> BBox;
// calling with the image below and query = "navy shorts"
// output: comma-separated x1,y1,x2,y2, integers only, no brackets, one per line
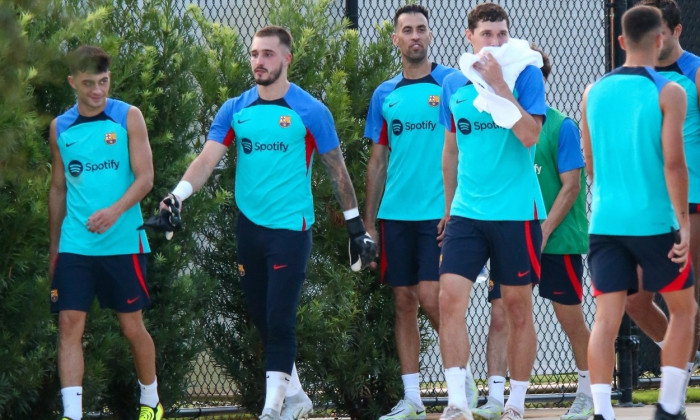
589,233,694,296
439,216,542,287
537,254,584,305
50,252,150,313
691,203,700,215
379,219,441,286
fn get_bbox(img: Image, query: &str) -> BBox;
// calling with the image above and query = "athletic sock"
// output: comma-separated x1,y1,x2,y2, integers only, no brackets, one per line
402,372,422,407
504,379,528,414
659,365,687,415
488,375,506,405
264,371,290,412
591,383,614,420
62,386,83,420
445,367,468,409
576,369,592,398
285,363,303,397
139,377,159,408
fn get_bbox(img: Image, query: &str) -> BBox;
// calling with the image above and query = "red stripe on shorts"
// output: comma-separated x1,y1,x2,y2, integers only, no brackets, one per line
132,254,150,298
659,255,692,294
564,255,583,301
524,220,541,279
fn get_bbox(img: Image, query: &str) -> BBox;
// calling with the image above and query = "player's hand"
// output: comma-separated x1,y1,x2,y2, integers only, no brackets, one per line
87,207,120,234
347,216,377,272
437,215,449,247
668,226,690,271
139,193,182,240
364,222,380,270
473,52,507,93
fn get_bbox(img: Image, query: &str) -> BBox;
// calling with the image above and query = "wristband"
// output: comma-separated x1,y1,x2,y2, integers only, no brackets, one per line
343,207,360,220
172,180,193,201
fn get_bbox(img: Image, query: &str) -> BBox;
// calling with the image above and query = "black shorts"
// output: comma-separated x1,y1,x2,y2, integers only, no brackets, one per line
439,216,542,287
379,219,441,286
50,253,150,313
589,233,693,296
537,254,584,305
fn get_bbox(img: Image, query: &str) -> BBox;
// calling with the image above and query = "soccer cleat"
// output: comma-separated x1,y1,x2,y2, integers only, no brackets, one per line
561,393,594,419
281,391,313,420
138,402,163,420
440,405,474,420
379,398,427,420
592,416,608,420
471,396,504,420
500,407,523,420
259,407,282,420
653,403,686,420
465,365,478,409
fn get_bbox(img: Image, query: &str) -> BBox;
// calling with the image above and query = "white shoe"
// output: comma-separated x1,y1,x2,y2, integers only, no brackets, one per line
259,407,281,420
379,399,426,420
560,393,593,419
281,391,313,420
471,396,504,420
500,407,523,420
440,405,474,420
465,365,478,409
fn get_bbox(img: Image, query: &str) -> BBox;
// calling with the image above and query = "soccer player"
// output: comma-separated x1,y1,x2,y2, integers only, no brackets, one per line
473,46,593,420
437,3,547,420
48,45,162,420
162,26,376,420
363,5,477,419
581,5,696,420
624,0,700,413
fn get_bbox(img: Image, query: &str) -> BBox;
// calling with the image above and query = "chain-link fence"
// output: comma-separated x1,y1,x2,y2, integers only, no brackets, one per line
168,0,699,415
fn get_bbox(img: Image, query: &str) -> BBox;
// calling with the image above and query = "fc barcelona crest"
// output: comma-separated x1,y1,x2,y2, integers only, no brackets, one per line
428,95,440,107
105,132,117,145
279,115,291,128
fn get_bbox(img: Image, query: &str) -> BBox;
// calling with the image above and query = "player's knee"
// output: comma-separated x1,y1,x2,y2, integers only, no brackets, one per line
120,319,148,341
394,287,419,313
58,312,85,339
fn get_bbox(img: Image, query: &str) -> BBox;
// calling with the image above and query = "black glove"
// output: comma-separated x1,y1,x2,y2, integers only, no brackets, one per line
346,216,376,272
138,194,182,240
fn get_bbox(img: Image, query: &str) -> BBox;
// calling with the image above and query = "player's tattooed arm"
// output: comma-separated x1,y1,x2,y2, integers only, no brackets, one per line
319,146,359,211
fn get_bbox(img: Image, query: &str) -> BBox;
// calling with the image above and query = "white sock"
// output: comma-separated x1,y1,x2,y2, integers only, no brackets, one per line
61,386,83,420
285,364,303,397
488,375,506,405
655,340,665,349
139,377,159,407
591,383,614,420
659,365,687,415
576,370,592,398
264,371,290,412
504,379,528,414
402,372,422,407
445,367,468,409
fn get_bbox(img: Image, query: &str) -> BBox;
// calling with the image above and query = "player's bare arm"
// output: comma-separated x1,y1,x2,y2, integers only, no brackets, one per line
48,118,66,278
364,143,389,243
438,129,458,245
473,51,543,147
580,85,593,181
319,146,359,211
541,168,582,251
660,81,690,269
86,106,153,234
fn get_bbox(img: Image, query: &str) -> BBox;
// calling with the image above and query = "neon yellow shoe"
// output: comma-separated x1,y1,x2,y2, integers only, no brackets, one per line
139,402,164,420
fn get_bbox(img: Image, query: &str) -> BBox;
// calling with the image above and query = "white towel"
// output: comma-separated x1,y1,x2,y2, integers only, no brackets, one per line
459,38,543,129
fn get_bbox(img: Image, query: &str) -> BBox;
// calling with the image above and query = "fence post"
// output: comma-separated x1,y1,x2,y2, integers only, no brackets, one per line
345,0,358,29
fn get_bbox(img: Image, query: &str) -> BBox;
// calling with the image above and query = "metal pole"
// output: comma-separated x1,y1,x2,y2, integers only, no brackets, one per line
345,0,358,29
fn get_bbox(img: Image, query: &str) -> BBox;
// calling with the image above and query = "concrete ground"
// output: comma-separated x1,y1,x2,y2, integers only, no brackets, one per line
426,403,700,419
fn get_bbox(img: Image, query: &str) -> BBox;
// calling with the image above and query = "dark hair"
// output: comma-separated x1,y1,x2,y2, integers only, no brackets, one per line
530,43,551,81
468,2,509,32
254,25,293,50
394,4,429,28
638,0,681,29
67,45,111,75
622,5,663,45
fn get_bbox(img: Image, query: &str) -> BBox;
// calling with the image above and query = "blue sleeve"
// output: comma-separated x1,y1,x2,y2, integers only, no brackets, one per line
208,99,235,143
439,74,457,131
557,118,585,173
514,65,547,118
364,86,387,143
306,102,341,155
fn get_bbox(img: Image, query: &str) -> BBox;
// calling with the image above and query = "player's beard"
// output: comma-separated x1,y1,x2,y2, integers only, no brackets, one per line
658,44,673,62
255,62,283,86
404,46,428,65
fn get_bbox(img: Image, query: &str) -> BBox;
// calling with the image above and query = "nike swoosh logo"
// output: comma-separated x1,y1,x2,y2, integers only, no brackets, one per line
517,270,529,277
493,380,505,384
363,238,373,245
273,264,288,270
237,119,249,124
456,98,468,104
388,102,399,108
127,297,140,304
66,141,78,147
416,409,425,415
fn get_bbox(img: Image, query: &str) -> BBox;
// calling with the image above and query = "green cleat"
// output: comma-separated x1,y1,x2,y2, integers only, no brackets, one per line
138,402,164,420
